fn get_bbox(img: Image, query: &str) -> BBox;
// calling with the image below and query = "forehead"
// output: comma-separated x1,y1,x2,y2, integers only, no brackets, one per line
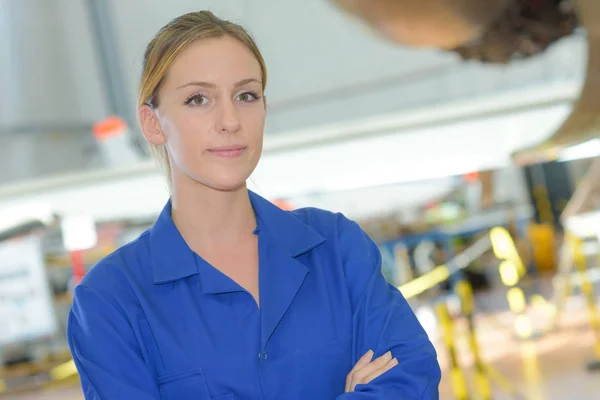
164,36,262,88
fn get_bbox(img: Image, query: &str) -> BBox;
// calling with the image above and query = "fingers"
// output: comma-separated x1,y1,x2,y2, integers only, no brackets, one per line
348,351,398,392
356,351,392,381
365,357,398,383
352,350,375,372
345,350,374,392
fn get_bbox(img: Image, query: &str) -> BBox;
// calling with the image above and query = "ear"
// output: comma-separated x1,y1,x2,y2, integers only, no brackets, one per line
139,105,166,146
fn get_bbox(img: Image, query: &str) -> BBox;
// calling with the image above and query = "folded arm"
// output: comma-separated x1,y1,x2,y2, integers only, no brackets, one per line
335,216,441,399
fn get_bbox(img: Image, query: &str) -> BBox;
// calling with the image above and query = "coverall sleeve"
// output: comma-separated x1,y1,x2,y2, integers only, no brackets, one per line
335,216,441,399
67,284,161,399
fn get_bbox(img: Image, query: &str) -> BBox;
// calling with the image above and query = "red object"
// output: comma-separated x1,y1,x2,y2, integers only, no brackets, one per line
272,199,294,210
93,116,127,141
464,171,480,183
70,250,86,285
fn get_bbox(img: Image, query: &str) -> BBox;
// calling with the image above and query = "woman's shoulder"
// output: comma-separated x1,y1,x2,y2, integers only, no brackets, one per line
286,207,380,287
78,230,153,296
286,206,365,243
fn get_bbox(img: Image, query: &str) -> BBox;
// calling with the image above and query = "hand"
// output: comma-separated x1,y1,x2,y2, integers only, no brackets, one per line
345,350,398,392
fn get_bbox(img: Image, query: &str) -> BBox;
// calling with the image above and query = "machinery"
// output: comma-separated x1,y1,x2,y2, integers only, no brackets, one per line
331,0,600,164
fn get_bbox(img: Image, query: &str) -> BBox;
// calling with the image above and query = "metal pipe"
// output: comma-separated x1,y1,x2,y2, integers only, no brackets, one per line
83,0,136,131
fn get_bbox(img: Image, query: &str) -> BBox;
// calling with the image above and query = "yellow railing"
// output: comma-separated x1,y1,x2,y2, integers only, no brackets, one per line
398,233,492,300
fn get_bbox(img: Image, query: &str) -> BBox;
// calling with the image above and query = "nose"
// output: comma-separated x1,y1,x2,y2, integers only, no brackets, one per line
215,99,241,134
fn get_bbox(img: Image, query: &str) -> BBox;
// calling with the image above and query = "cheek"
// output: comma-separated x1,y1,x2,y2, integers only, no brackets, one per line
165,112,207,151
254,131,264,155
245,111,266,146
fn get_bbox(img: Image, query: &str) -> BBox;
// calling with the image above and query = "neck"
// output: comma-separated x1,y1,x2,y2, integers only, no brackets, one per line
170,178,256,250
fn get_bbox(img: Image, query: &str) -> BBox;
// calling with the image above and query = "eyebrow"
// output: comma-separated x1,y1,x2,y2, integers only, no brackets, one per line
177,78,261,90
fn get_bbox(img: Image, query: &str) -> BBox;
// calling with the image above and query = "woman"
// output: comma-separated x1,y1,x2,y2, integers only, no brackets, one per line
67,11,441,399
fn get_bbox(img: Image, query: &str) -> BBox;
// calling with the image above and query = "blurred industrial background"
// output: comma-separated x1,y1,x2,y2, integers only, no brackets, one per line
1,0,600,398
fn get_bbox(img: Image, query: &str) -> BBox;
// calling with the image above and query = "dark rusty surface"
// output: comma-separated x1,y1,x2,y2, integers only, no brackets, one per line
452,0,579,63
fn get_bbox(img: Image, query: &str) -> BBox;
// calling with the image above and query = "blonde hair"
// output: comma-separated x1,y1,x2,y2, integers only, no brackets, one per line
138,11,268,188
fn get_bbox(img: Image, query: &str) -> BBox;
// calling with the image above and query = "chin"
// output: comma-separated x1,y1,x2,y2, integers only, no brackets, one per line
182,164,256,193
211,181,248,193
199,174,250,193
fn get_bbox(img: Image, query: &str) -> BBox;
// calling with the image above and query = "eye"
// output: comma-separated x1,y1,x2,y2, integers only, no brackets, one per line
185,94,208,106
237,91,260,102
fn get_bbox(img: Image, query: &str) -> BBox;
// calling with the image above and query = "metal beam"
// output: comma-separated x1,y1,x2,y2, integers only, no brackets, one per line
0,123,94,135
83,0,135,130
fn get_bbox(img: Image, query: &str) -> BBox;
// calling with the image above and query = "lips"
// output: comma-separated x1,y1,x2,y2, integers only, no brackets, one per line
207,145,247,158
